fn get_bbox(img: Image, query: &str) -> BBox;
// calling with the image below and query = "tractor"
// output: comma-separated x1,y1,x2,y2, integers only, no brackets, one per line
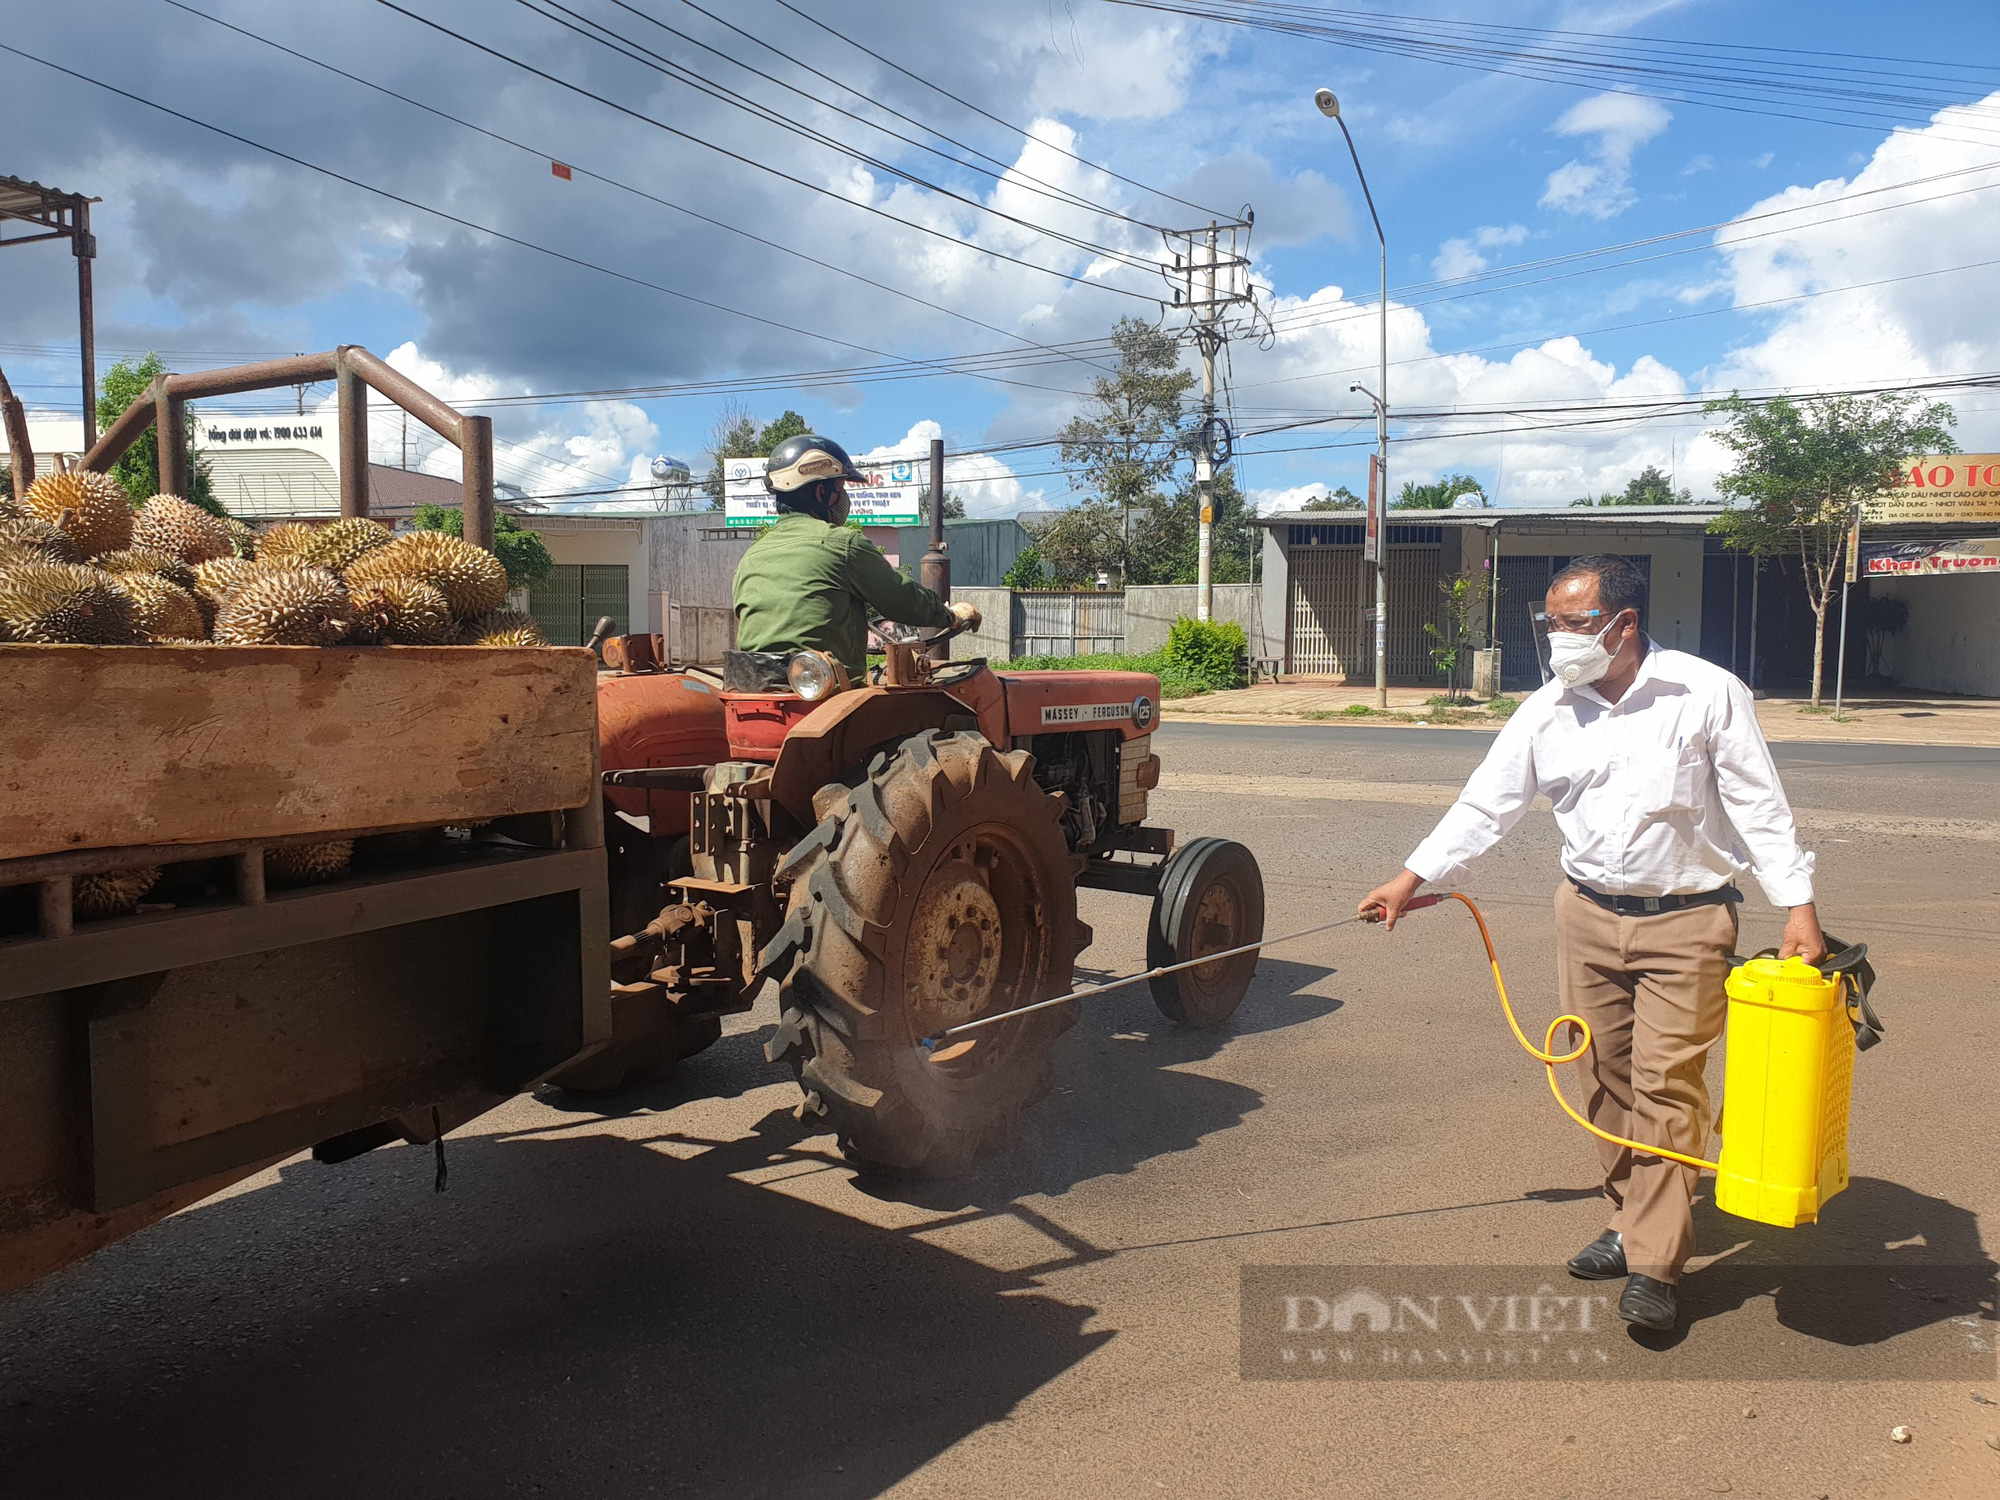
555,618,1266,1176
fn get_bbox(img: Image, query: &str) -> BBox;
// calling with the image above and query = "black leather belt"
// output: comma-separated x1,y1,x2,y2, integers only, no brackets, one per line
1570,879,1741,917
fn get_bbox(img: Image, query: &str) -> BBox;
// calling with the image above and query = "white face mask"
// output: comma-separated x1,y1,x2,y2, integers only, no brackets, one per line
1547,619,1618,687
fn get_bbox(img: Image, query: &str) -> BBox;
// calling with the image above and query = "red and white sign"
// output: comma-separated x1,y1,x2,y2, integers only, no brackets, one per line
1862,537,2000,576
1365,453,1382,566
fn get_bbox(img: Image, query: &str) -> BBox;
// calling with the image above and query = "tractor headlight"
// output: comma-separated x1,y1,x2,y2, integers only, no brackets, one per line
787,650,843,701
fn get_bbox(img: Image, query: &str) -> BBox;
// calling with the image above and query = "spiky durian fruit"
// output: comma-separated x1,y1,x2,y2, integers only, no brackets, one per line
191,555,259,631
345,531,508,620
0,517,83,566
266,839,354,885
95,546,198,592
255,522,315,567
73,866,163,919
298,517,393,575
21,470,133,557
347,575,456,645
460,610,549,647
0,562,137,643
212,566,349,645
132,494,233,565
224,517,259,559
111,571,206,641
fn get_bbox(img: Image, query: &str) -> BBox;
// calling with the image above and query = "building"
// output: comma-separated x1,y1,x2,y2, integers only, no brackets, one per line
1257,499,2000,696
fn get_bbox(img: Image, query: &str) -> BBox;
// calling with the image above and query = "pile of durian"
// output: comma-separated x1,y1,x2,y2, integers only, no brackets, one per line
0,470,548,648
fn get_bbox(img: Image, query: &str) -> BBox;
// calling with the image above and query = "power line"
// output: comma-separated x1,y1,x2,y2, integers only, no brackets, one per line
0,41,1124,406
769,0,1225,220
157,0,1119,382
369,0,1164,301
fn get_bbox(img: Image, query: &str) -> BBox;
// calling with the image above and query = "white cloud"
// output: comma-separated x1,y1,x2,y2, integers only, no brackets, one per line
1540,93,1672,218
1431,223,1529,279
855,420,1041,519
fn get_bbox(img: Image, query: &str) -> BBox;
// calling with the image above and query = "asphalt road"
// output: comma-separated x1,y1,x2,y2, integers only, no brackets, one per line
2,723,1996,1498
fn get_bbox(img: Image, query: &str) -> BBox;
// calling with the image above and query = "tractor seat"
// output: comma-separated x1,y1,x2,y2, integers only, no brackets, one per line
722,649,792,693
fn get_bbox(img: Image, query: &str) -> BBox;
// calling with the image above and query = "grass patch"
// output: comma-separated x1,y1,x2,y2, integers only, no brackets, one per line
1796,704,1833,716
1343,702,1376,717
1486,694,1521,719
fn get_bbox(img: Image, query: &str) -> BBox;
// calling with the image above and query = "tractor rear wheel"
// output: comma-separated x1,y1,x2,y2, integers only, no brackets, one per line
765,729,1079,1176
1148,837,1264,1028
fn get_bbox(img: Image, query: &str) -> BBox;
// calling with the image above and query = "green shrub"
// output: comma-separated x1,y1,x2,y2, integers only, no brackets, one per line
1164,616,1247,690
1486,694,1520,719
1343,702,1375,717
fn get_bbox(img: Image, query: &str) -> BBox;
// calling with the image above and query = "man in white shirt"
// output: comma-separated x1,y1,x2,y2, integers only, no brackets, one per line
1360,554,1825,1332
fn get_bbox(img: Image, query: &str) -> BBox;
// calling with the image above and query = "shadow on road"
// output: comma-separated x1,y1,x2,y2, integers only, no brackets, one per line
1670,1175,1998,1351
0,1126,1107,1500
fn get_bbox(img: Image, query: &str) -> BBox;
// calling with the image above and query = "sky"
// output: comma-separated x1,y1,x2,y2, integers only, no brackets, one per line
4,0,2000,516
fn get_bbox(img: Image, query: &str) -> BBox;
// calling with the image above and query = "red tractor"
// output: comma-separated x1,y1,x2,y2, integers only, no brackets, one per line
558,621,1265,1176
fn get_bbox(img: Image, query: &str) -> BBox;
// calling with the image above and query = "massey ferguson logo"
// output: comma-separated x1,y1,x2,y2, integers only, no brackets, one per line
1041,702,1134,727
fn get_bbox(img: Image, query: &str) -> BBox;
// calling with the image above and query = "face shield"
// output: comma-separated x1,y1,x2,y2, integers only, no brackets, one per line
1532,606,1628,688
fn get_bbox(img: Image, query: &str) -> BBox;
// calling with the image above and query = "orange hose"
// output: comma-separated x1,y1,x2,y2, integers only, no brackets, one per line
1434,891,1721,1174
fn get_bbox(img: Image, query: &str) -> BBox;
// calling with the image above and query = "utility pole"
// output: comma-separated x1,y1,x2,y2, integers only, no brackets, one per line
1194,222,1218,621
1161,216,1258,626
921,436,951,663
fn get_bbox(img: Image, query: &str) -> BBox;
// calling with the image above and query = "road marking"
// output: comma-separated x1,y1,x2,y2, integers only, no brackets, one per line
1158,773,2000,841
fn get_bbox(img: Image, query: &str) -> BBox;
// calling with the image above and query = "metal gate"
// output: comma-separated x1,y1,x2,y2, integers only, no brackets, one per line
1287,526,1444,680
1011,591,1126,657
530,563,629,646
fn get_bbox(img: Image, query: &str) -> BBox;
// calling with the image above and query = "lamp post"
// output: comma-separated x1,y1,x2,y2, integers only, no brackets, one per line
1315,88,1389,709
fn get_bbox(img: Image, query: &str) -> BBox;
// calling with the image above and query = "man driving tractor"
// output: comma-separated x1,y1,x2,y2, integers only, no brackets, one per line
731,433,981,681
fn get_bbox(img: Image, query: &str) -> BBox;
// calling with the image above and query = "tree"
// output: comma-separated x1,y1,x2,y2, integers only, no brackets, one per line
1706,391,1956,706
1001,545,1048,589
918,486,966,523
1301,485,1363,511
1126,467,1259,585
1056,317,1195,544
412,503,556,591
700,404,811,509
98,354,224,516
1423,570,1494,701
1027,499,1128,587
1571,464,1691,507
1393,472,1482,509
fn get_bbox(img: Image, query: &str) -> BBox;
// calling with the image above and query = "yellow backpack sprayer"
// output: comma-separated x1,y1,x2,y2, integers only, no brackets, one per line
926,890,1882,1232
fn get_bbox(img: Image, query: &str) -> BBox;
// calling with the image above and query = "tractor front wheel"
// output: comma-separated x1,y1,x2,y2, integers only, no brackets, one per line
766,729,1079,1176
1148,837,1264,1028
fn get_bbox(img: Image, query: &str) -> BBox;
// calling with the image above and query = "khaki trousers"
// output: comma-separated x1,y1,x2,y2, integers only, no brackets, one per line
1552,881,1737,1283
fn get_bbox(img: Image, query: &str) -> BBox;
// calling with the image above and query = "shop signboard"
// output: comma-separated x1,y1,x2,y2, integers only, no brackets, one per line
1867,455,2000,525
723,454,923,528
1862,537,2000,577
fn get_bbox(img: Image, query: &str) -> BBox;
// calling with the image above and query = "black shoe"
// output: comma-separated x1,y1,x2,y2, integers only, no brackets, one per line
1567,1229,1626,1280
1617,1274,1677,1330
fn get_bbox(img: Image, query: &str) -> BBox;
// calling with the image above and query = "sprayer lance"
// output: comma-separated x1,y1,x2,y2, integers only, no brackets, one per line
921,896,1444,1048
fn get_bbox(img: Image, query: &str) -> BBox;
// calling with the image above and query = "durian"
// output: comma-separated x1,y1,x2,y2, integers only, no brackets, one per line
212,567,349,645
224,517,258,559
298,517,393,574
266,839,354,885
73,866,162,919
347,575,456,645
112,571,206,641
133,494,233,565
461,610,549,647
21,470,133,557
345,531,507,620
0,562,137,643
0,517,83,565
255,522,315,566
95,546,198,592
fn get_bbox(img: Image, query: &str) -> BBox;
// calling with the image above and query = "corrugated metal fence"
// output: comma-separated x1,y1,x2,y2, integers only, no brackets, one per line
1011,591,1127,657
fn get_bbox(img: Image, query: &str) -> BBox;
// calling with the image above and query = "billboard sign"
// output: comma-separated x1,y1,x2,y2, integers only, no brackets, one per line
1862,537,2000,577
722,454,923,528
1868,455,2000,525
1365,453,1381,566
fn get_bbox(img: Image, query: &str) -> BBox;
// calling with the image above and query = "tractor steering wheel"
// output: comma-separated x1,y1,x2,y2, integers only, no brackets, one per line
867,614,975,650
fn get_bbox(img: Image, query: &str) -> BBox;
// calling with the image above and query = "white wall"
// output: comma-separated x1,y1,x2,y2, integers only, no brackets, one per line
1491,527,1706,654
1124,584,1270,655
1873,575,2000,695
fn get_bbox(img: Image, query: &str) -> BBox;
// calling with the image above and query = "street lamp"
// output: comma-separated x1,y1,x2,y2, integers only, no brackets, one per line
1315,87,1390,709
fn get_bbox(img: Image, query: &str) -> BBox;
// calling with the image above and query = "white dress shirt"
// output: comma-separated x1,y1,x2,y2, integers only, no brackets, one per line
1406,643,1816,907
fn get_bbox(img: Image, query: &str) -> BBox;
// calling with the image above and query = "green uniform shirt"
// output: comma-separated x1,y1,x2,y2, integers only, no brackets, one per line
732,512,952,677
